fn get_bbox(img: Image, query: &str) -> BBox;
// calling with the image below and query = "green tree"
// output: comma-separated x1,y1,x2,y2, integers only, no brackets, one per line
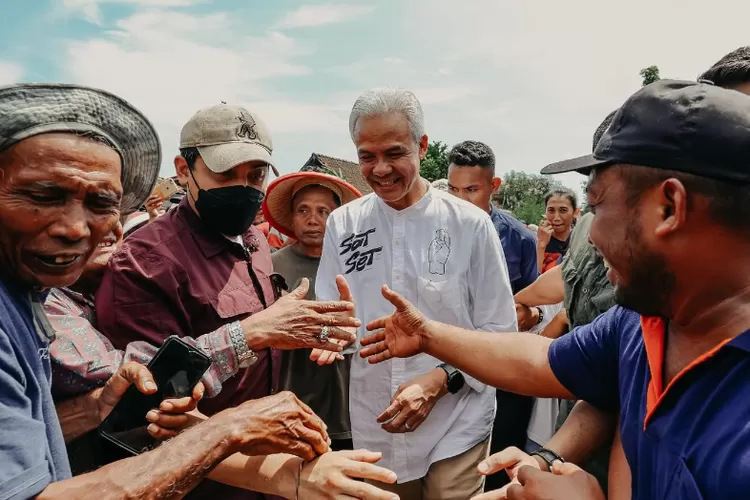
492,171,564,223
420,140,450,182
639,65,660,86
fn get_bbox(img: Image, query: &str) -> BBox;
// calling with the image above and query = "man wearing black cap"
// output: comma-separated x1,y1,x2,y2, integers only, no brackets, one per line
0,84,333,499
359,79,750,499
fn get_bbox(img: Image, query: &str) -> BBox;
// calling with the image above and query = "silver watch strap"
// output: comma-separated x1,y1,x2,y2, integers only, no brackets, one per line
228,321,258,368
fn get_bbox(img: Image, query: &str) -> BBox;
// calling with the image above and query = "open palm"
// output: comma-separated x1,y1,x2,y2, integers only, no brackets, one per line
360,285,430,363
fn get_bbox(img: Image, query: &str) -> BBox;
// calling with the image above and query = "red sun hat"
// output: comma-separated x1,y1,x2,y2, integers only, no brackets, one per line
262,171,362,239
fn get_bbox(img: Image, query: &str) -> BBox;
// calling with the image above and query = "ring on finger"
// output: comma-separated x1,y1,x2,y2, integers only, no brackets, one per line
405,422,412,430
318,325,330,343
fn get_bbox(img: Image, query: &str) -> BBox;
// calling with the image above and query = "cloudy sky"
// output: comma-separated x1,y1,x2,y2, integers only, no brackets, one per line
1,0,749,192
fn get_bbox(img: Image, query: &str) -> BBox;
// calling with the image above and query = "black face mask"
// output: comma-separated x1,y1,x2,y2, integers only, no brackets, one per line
189,170,264,236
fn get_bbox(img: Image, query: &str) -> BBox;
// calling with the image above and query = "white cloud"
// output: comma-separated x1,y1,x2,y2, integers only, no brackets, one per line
65,9,330,175
0,61,24,85
278,4,375,29
62,0,200,24
393,0,750,194
57,0,750,194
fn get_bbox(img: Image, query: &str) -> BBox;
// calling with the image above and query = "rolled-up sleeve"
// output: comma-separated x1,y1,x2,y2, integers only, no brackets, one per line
547,307,623,412
0,329,52,500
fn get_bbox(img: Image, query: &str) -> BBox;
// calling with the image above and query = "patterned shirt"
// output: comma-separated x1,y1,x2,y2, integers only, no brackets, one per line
45,287,240,401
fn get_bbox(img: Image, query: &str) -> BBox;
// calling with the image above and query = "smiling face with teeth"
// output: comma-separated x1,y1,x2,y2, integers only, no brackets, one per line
587,165,676,317
355,112,429,210
0,133,123,289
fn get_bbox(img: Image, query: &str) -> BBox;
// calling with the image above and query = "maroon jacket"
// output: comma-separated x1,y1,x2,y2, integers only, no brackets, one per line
96,199,281,500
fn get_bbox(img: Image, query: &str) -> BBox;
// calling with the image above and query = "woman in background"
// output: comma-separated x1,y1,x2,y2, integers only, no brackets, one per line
537,189,579,273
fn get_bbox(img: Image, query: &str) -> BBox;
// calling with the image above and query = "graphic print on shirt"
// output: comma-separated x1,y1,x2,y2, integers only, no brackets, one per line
339,228,383,274
428,228,451,275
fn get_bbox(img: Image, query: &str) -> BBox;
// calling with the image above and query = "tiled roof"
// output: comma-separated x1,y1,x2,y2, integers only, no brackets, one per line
300,153,372,195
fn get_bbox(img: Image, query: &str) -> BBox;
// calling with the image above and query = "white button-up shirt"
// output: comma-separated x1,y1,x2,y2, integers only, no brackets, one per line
316,185,517,482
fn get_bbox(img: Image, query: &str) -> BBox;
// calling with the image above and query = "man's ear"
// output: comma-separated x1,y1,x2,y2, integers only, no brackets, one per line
174,156,190,187
654,178,687,237
491,177,502,194
418,135,429,160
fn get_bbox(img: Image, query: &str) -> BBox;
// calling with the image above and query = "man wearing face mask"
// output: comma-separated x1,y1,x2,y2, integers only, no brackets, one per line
95,104,360,500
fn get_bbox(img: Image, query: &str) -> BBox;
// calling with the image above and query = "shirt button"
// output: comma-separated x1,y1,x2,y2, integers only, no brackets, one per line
582,287,589,294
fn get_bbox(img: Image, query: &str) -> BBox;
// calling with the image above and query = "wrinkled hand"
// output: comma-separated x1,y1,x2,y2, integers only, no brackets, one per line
377,369,447,433
477,461,605,500
145,194,164,220
515,304,540,332
360,285,431,363
537,220,553,249
228,391,330,462
242,278,359,353
298,450,399,500
310,275,357,365
472,446,546,499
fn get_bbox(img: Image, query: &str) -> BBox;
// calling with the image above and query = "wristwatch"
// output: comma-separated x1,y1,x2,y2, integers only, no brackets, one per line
530,448,565,470
438,363,465,394
535,306,545,325
228,321,259,369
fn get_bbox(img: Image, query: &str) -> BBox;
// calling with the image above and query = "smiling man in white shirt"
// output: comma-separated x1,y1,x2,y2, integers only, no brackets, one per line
315,88,517,499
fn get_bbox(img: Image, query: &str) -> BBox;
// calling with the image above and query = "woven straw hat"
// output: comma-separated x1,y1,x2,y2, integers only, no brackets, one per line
0,83,161,215
262,172,361,239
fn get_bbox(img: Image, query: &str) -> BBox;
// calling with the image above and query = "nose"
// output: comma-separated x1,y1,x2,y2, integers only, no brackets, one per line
371,157,392,177
47,204,90,244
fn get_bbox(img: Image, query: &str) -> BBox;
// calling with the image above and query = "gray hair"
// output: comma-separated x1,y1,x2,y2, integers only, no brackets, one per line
431,179,449,191
349,88,425,144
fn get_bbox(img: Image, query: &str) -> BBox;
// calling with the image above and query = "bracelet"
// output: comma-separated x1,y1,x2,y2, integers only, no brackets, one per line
295,460,304,500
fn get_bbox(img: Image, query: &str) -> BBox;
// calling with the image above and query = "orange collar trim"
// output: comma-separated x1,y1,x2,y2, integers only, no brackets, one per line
641,316,732,430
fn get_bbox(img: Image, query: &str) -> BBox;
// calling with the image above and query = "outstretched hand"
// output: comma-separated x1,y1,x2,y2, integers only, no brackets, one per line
359,285,430,363
310,275,355,365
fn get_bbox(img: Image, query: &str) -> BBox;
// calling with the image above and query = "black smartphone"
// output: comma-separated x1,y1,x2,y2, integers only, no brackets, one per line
98,336,211,462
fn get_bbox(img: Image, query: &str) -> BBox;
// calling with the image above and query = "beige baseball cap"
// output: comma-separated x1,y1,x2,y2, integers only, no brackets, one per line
179,104,279,176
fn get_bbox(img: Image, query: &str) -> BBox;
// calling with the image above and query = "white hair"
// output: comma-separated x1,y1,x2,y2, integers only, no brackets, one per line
349,88,425,144
431,179,449,191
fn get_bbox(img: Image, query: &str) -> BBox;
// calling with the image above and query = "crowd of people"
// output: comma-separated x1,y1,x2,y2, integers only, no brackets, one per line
2,45,750,500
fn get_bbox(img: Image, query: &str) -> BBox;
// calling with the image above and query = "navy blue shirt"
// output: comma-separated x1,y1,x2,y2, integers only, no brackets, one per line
0,278,71,499
489,207,538,293
549,306,750,499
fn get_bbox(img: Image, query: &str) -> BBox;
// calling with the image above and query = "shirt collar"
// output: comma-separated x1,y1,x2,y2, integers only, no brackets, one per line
376,179,433,218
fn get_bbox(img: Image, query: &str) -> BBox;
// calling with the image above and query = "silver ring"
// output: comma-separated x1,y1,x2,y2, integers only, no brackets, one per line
318,326,330,343
405,422,412,430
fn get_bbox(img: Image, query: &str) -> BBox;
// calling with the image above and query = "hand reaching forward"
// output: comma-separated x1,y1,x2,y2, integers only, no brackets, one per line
474,460,605,500
310,275,356,366
360,285,431,363
241,278,359,353
471,446,546,499
226,391,330,462
299,450,399,499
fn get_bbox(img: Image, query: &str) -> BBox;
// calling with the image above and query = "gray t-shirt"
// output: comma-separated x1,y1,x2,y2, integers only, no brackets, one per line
272,246,352,439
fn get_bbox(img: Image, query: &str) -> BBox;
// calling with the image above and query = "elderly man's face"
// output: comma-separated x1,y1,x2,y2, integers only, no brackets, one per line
355,112,428,210
0,133,123,288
